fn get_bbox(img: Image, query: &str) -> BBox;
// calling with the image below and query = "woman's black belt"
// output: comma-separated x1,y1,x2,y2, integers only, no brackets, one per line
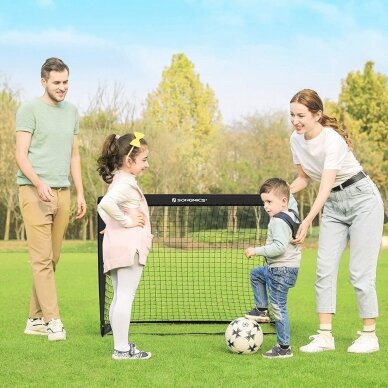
331,171,367,192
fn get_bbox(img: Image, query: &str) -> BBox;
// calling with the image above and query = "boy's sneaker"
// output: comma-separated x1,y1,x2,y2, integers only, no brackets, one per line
112,343,151,360
300,332,335,353
245,307,270,323
347,331,379,354
262,344,293,358
46,319,66,341
24,318,47,336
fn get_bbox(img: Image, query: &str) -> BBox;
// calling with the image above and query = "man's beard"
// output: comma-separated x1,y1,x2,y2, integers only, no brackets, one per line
47,89,66,103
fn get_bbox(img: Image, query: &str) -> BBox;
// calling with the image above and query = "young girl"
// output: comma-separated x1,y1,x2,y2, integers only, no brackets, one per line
289,89,384,354
97,132,153,360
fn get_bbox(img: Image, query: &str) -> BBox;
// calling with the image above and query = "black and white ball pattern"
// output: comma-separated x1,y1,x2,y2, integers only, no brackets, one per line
225,317,263,354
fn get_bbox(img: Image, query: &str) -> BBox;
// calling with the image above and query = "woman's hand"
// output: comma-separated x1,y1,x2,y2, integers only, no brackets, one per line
293,219,311,245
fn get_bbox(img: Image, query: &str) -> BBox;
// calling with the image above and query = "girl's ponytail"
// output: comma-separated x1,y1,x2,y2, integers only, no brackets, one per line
97,134,120,184
97,133,148,184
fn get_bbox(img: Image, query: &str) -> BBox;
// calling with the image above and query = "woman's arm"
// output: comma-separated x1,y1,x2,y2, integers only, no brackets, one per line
293,169,337,244
289,164,310,194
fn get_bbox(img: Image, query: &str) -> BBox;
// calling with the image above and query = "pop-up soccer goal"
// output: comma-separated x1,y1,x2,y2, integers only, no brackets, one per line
98,194,269,336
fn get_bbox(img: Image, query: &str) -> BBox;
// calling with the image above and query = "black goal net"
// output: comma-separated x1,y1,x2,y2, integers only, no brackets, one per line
98,194,269,336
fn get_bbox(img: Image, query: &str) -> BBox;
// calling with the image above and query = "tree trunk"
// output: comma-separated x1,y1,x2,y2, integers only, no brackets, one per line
82,218,87,240
300,192,305,220
89,217,94,240
227,206,237,233
254,206,261,243
183,207,189,238
3,206,11,240
175,207,181,238
163,206,169,240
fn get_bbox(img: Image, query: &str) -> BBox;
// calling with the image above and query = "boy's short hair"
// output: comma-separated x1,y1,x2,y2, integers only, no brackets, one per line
259,178,290,200
41,57,69,79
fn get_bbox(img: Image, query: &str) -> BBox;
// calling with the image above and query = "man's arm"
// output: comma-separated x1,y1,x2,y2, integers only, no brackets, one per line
70,135,87,219
15,131,54,202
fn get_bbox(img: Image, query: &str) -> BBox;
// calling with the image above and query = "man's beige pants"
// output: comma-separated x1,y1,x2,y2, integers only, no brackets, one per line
19,185,70,322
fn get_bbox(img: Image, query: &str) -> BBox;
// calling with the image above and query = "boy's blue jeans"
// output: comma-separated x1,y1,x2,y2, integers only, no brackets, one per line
250,265,299,346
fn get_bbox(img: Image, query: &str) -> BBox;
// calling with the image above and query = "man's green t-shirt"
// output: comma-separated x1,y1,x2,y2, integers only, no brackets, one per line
16,98,79,187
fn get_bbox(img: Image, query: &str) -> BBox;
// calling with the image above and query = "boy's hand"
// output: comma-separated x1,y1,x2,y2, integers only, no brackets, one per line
245,247,256,258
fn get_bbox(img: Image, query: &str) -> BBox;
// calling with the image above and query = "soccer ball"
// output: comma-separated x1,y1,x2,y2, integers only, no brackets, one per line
225,317,263,354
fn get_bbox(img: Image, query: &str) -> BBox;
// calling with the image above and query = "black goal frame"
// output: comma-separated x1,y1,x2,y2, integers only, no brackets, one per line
97,194,266,337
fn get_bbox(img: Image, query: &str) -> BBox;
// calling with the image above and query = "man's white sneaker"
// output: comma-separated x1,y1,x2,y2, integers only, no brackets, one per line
24,318,47,336
347,331,379,354
46,319,66,341
300,332,335,353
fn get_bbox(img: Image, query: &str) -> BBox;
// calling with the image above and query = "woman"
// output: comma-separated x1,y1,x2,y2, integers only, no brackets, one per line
289,89,384,354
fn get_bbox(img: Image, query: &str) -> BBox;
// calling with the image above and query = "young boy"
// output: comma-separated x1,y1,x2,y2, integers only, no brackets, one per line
245,178,301,358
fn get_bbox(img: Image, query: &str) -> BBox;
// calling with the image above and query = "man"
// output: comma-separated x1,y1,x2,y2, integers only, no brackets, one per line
15,57,86,341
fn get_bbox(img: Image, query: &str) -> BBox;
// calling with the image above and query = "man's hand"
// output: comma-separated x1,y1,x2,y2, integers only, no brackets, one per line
76,195,87,220
36,181,54,202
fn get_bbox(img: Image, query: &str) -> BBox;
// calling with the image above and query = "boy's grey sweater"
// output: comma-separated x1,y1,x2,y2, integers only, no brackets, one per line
254,195,301,268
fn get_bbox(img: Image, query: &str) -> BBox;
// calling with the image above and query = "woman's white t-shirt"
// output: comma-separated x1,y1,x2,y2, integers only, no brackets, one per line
290,127,362,186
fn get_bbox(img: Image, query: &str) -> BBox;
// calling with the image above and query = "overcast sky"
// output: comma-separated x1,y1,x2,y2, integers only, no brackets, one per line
1,0,387,123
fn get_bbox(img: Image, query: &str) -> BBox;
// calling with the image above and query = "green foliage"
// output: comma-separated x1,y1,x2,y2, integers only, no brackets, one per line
189,229,259,243
339,62,388,145
71,84,137,239
1,58,388,241
338,61,388,214
0,82,22,240
213,111,295,194
142,53,223,194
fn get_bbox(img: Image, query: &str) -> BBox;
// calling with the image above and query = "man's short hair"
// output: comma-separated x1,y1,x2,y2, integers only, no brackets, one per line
259,177,290,200
41,57,69,79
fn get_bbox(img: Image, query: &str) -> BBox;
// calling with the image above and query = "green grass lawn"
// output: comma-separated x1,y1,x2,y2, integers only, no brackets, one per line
0,241,387,387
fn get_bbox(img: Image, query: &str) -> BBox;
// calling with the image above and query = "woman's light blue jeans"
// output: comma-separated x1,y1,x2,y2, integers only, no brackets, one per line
316,176,384,317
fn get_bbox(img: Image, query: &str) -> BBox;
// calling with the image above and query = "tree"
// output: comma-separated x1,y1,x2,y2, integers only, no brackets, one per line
338,62,388,214
339,61,388,151
141,53,223,240
214,112,295,194
75,84,137,240
141,53,223,195
0,81,20,240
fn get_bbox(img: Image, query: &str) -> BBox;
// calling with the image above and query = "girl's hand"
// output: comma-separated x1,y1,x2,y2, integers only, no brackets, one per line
293,219,310,245
245,247,255,258
135,212,145,227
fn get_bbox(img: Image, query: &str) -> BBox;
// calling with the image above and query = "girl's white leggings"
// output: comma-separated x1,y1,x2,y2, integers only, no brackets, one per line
109,255,144,352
